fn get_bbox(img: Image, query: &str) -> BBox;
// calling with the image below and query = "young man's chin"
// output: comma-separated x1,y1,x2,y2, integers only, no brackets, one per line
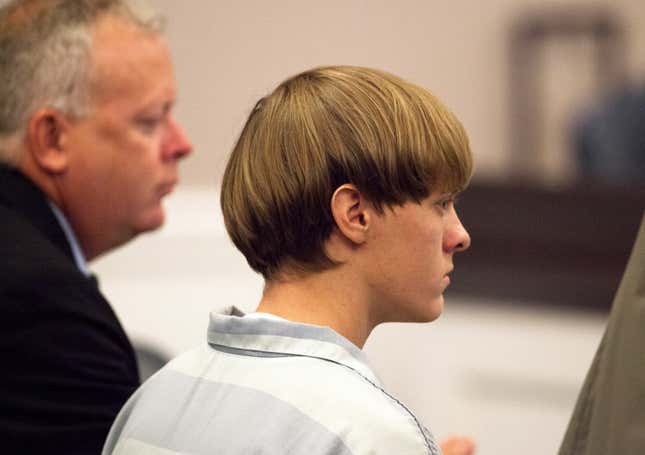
387,296,445,324
415,295,445,322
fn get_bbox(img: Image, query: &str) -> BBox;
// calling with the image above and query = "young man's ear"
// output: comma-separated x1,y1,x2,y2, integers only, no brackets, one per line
25,108,71,174
330,184,371,245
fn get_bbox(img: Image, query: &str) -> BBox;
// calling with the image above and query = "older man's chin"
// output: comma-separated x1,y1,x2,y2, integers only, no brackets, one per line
132,204,167,236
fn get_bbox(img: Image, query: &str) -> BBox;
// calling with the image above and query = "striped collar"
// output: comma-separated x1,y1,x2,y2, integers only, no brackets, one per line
207,305,381,386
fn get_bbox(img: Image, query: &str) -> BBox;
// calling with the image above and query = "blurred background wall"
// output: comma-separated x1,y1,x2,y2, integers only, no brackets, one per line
11,0,644,453
157,0,645,186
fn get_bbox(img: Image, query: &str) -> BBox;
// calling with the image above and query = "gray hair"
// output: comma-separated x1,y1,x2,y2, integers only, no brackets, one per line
0,0,164,164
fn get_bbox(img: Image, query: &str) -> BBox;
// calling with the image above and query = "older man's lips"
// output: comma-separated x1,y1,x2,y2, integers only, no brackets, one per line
159,180,178,197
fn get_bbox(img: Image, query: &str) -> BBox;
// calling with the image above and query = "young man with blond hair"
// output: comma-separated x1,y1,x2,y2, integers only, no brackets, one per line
104,66,474,455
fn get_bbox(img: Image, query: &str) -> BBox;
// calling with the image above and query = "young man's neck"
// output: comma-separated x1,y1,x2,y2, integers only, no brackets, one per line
256,266,375,348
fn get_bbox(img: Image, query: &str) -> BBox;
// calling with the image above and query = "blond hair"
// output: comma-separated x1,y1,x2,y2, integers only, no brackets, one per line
221,66,473,280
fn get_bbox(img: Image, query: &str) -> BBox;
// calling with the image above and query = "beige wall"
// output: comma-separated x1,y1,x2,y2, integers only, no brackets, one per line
155,0,645,185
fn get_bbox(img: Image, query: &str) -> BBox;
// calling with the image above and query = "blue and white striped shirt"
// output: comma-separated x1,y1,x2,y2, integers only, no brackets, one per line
103,306,441,455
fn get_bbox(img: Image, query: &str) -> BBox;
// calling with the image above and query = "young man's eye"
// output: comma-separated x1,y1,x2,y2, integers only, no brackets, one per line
436,196,456,211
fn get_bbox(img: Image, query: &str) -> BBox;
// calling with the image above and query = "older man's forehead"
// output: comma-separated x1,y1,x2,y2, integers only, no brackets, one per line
88,16,172,93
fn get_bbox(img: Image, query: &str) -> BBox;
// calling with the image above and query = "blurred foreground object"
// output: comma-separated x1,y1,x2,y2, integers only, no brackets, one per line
559,211,645,454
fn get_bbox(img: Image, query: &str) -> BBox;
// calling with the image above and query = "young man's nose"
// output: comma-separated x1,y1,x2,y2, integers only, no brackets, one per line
445,213,471,253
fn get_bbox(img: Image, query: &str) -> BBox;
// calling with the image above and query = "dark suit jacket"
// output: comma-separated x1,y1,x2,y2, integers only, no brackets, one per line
559,212,645,455
0,165,139,454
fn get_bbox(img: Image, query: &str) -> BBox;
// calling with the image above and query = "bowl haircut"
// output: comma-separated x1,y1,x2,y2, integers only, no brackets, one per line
221,66,473,280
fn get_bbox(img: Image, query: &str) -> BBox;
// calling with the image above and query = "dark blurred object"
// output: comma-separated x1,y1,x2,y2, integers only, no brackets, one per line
449,182,645,310
559,213,645,455
133,342,169,381
509,8,626,184
575,85,645,185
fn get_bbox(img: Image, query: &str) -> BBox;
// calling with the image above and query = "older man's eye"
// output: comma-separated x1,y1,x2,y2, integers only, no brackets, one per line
136,117,162,134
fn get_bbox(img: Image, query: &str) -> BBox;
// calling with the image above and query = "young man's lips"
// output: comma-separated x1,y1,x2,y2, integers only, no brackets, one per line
443,269,453,286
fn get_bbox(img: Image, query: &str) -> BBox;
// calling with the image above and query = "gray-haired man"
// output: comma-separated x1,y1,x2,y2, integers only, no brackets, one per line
0,1,191,452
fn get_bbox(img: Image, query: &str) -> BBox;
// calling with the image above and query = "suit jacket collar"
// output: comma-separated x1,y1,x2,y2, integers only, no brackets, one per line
0,163,75,263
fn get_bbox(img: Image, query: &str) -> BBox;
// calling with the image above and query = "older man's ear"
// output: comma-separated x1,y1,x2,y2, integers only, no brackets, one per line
26,108,71,174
